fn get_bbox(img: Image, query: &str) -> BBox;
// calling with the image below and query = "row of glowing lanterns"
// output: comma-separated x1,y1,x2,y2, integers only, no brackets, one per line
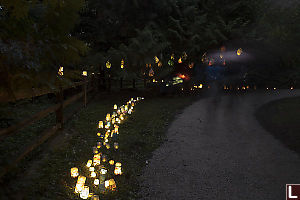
70,97,144,199
189,85,295,91
58,59,124,77
58,48,243,77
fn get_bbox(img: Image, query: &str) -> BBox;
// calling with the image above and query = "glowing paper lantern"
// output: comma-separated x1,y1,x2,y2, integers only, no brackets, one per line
105,179,116,191
93,147,98,154
58,67,64,76
106,61,111,69
86,160,92,168
91,171,96,178
121,59,124,69
97,142,101,148
158,61,162,67
94,179,99,186
75,176,86,193
106,114,111,121
82,71,87,76
237,48,243,56
98,121,103,128
114,142,119,149
89,167,95,172
188,63,194,69
93,154,101,166
102,154,107,162
114,104,117,110
149,68,154,77
92,195,100,200
80,186,89,199
171,54,175,60
70,167,79,178
154,56,159,63
178,57,182,63
109,160,115,165
114,162,122,175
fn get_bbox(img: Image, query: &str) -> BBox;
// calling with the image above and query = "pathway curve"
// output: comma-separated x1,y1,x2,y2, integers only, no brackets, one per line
139,90,300,200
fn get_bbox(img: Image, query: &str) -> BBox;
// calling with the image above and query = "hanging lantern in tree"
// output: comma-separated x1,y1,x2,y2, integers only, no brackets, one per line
168,60,174,66
106,60,111,69
171,54,175,60
82,71,88,76
149,68,154,77
188,62,194,69
158,61,162,67
58,66,64,76
178,57,182,63
237,48,243,56
154,56,159,64
121,59,124,69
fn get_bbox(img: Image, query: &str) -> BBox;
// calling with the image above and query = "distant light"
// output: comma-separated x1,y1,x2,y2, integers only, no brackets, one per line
237,48,243,56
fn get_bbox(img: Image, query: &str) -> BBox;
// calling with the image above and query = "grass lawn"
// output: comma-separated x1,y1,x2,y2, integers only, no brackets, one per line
255,96,300,155
0,93,195,199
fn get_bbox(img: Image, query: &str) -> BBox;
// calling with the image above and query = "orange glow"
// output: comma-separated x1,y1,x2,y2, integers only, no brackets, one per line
178,74,185,79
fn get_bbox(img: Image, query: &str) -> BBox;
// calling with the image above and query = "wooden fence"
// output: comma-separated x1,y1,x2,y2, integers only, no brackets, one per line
0,76,145,178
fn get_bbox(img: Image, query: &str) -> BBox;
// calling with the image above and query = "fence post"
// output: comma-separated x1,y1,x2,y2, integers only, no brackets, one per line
120,78,123,89
83,77,87,107
56,86,64,129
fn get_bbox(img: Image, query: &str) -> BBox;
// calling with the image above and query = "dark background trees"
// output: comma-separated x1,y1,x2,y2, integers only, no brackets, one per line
1,0,299,98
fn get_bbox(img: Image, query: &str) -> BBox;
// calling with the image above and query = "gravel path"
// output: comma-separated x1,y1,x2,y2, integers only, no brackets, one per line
139,90,300,200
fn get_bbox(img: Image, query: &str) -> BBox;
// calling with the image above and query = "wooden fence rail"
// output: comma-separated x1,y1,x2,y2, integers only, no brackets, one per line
0,76,145,179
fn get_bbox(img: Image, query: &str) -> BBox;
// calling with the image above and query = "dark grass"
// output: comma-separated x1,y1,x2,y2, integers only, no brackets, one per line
255,96,300,155
0,92,195,199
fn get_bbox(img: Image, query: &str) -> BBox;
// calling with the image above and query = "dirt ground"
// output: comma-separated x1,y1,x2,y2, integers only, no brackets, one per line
139,89,300,200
